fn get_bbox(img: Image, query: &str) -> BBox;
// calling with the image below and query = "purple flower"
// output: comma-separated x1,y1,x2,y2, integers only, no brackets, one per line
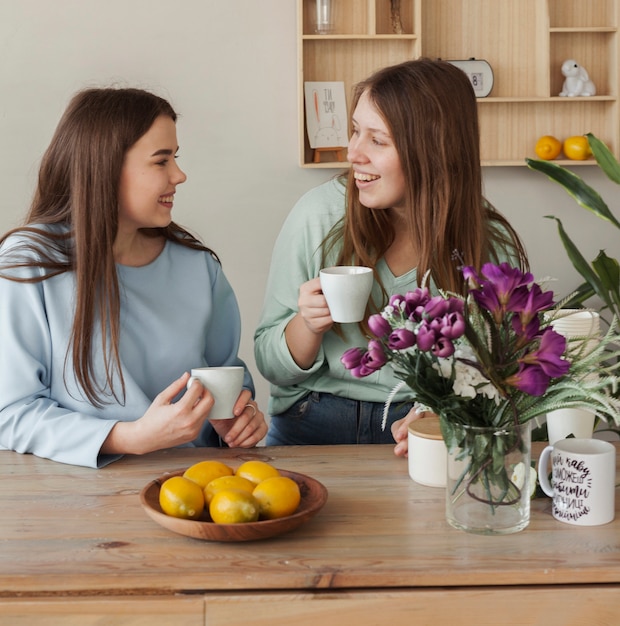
432,337,455,358
403,288,430,319
387,328,416,350
358,340,387,374
424,295,451,319
368,313,392,338
511,283,555,338
505,364,551,396
438,311,466,340
519,328,570,378
416,322,437,352
341,347,364,371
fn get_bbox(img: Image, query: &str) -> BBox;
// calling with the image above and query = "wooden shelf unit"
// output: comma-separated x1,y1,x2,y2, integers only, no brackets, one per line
298,0,619,167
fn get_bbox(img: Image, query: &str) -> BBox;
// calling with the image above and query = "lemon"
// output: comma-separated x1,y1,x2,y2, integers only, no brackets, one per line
209,489,260,524
534,135,561,160
235,460,280,485
252,476,301,520
563,135,591,160
183,460,233,489
204,475,255,505
159,476,205,520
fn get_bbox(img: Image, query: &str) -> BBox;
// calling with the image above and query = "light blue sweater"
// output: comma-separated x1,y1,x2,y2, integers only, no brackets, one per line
0,234,253,468
254,178,419,416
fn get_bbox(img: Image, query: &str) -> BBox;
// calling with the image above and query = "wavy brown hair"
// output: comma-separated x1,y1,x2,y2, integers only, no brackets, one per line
324,58,528,321
0,88,216,406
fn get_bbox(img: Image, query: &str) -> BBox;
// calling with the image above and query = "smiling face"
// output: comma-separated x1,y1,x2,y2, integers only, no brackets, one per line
117,114,187,233
347,90,406,212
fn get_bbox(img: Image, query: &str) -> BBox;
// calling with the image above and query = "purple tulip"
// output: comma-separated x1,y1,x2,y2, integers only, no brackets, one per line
403,288,430,319
438,312,466,340
387,328,416,350
368,313,392,338
416,323,437,352
424,295,451,319
360,341,388,373
341,347,364,371
432,337,455,358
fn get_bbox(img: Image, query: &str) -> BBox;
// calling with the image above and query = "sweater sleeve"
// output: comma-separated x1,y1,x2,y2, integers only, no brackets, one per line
254,178,345,386
0,269,119,468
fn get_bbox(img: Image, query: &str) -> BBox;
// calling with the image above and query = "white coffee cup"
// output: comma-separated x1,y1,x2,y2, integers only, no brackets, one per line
538,438,616,526
186,366,244,420
319,266,373,323
546,407,596,445
408,416,447,487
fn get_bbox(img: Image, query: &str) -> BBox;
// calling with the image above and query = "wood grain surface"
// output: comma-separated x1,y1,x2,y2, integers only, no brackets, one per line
1,442,618,599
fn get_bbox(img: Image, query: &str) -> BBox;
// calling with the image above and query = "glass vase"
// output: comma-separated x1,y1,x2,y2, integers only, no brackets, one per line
445,421,531,535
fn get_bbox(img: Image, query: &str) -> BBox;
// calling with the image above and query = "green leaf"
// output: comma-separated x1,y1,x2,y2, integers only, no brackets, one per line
562,282,596,308
546,216,613,310
526,158,620,230
592,251,620,311
587,133,620,184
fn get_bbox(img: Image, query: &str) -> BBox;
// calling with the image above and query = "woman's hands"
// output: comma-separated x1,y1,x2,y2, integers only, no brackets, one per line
391,405,437,457
209,388,267,448
101,372,267,456
285,277,333,369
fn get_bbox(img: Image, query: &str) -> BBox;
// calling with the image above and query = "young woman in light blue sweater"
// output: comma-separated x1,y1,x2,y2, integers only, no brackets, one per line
255,58,528,454
0,88,266,467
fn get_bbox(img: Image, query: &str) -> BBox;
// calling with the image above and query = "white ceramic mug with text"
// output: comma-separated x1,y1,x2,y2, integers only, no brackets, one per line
319,266,373,323
186,366,244,420
538,438,616,526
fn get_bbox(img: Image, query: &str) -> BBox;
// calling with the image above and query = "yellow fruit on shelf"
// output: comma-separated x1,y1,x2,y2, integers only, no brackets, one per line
252,476,301,520
159,476,205,520
182,460,233,488
204,474,256,504
534,135,562,160
563,135,592,160
209,489,260,524
235,460,280,485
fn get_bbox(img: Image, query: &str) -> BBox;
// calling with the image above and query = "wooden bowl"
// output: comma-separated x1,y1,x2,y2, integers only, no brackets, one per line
140,468,328,542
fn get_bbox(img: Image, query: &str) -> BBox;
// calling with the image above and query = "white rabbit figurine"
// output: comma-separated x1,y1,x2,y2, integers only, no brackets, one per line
559,59,596,97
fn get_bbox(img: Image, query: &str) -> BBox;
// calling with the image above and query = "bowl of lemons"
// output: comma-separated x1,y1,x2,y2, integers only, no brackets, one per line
140,459,328,542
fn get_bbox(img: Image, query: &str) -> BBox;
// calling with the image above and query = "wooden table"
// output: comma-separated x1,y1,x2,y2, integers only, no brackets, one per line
1,443,619,625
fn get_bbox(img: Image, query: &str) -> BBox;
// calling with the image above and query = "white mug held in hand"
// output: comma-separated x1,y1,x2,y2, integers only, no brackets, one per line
186,366,244,420
538,438,616,526
319,266,373,323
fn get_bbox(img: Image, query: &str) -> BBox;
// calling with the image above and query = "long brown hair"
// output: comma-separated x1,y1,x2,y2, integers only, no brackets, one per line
0,87,216,406
324,58,527,310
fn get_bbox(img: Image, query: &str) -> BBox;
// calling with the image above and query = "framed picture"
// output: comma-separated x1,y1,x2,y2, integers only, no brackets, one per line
304,81,348,149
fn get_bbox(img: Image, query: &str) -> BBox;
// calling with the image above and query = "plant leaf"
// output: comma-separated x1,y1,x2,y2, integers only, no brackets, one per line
591,251,620,311
526,157,620,230
545,216,613,310
587,133,620,184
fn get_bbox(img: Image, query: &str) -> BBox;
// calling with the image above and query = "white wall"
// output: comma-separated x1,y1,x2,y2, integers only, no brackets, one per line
1,1,618,413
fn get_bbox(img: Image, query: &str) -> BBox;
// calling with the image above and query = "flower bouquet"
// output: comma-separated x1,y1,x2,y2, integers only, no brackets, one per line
341,262,620,533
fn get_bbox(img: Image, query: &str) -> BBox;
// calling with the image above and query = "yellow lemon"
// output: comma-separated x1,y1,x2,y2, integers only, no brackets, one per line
204,475,256,505
563,135,591,160
235,460,280,485
182,460,233,489
534,135,562,160
252,476,301,520
159,476,205,520
209,489,260,524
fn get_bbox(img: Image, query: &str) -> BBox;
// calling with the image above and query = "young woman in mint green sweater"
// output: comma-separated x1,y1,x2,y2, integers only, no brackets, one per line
255,58,527,454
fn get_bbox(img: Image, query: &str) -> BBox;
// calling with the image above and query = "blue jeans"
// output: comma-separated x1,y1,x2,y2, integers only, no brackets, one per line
266,392,415,446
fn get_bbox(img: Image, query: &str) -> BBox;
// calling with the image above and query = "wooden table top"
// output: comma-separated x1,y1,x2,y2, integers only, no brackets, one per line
1,442,619,597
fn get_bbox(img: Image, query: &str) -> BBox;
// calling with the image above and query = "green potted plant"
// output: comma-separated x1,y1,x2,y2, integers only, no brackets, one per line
526,134,620,438
526,133,620,319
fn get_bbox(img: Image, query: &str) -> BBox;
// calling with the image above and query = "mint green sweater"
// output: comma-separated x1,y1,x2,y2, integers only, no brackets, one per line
254,178,419,416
